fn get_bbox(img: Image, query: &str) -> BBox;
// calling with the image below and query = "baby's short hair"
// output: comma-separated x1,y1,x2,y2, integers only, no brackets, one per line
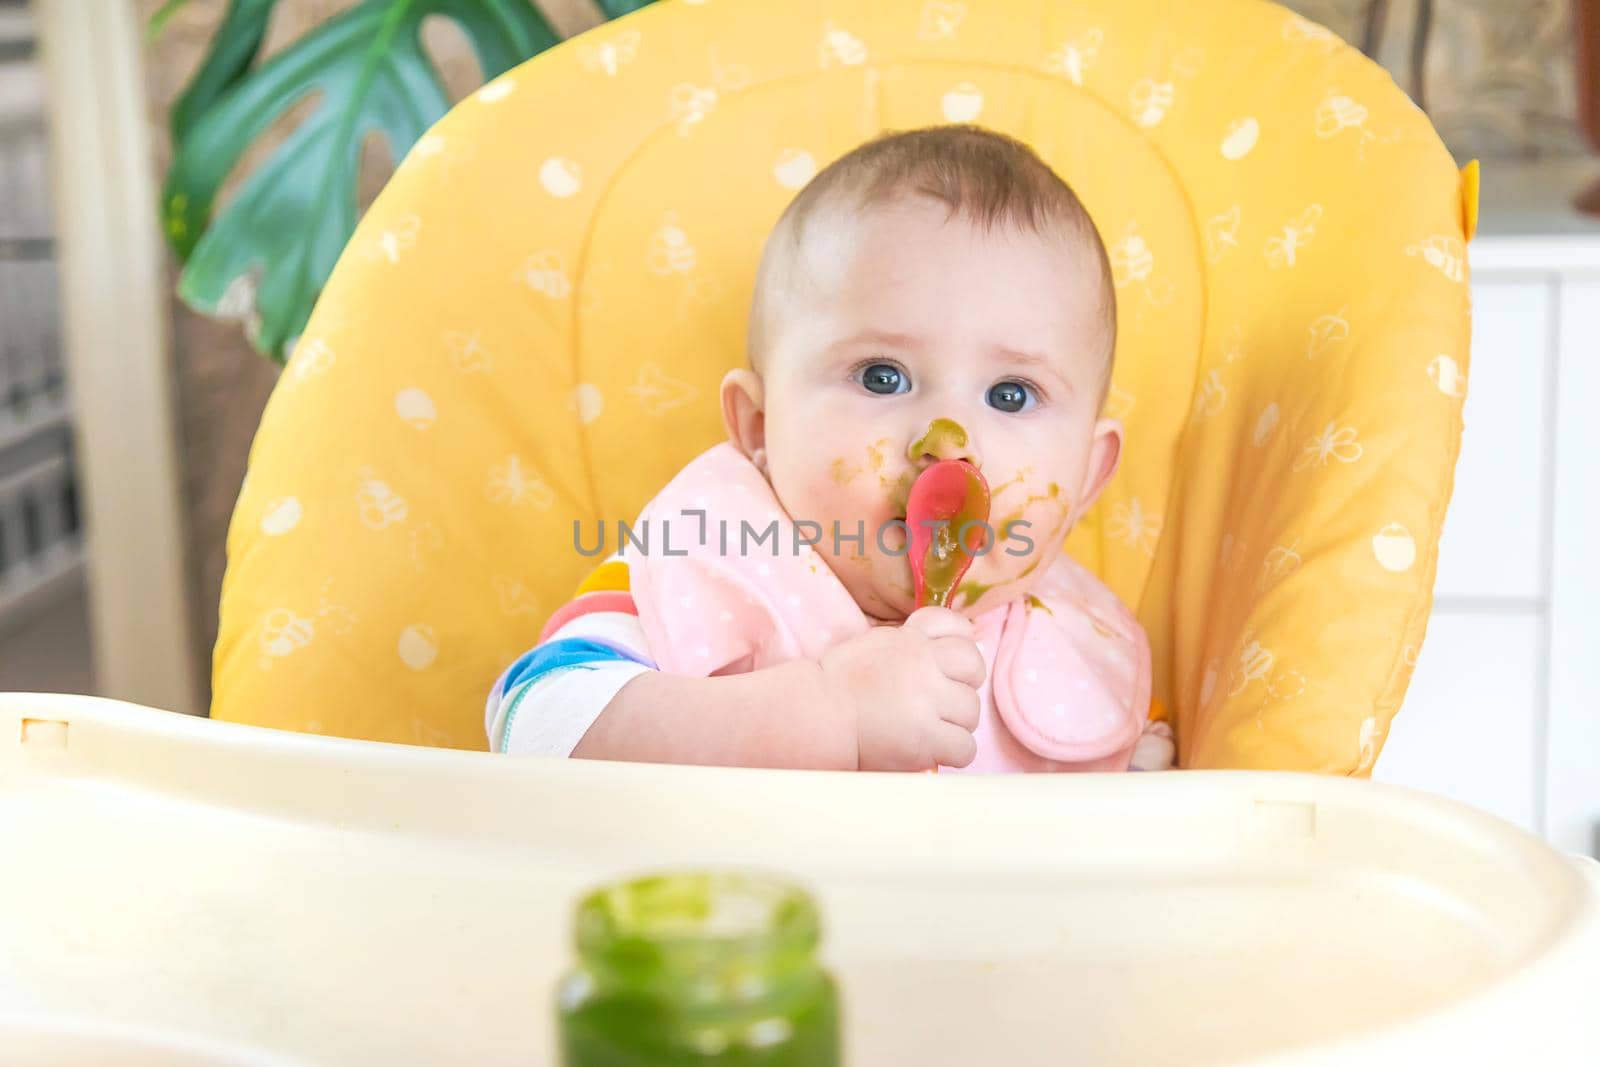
750,125,1116,381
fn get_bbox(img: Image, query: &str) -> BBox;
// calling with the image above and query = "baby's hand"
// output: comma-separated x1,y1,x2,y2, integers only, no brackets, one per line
817,606,984,771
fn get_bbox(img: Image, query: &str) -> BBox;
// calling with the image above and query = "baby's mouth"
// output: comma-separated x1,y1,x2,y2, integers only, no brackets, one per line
905,459,992,609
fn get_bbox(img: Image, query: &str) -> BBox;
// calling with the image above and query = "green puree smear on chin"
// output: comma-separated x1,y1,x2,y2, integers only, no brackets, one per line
956,578,997,609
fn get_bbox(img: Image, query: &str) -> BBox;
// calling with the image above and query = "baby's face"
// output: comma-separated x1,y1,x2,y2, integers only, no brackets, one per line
741,197,1120,620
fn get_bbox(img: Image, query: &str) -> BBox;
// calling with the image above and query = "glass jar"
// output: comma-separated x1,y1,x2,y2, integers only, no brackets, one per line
557,871,841,1066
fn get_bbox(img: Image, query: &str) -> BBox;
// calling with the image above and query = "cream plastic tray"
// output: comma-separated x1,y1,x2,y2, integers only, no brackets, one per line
2,693,1597,1066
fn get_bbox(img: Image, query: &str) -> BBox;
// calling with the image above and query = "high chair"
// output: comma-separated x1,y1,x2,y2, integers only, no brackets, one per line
212,0,1475,771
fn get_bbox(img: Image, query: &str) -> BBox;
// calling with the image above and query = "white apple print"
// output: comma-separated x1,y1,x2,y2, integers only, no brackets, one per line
820,24,868,67
1372,523,1416,572
1357,715,1381,770
477,78,515,103
1427,354,1464,397
260,497,302,536
539,157,582,198
773,149,817,190
571,382,604,425
1253,402,1280,446
409,134,446,161
942,82,984,122
398,624,439,671
395,387,436,430
1221,117,1259,160
1200,660,1219,706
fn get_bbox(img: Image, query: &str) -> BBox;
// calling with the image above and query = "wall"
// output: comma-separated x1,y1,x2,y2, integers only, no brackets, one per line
1287,0,1588,159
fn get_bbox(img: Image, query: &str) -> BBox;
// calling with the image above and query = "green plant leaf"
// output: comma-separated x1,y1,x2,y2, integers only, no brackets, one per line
161,0,562,360
146,0,197,43
167,0,279,141
594,0,655,17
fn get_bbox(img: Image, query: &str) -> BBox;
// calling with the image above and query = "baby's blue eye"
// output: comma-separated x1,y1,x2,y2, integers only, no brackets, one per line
860,362,908,396
988,380,1034,413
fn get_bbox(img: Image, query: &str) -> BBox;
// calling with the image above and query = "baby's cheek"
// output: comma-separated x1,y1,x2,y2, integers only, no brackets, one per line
785,468,849,530
994,479,1071,548
974,537,1040,591
967,480,1073,591
830,546,911,617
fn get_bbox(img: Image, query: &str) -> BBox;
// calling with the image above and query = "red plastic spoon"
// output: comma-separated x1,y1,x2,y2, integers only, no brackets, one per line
905,459,992,609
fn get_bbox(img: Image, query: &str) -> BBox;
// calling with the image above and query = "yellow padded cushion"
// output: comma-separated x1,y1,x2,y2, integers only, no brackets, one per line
214,0,1470,772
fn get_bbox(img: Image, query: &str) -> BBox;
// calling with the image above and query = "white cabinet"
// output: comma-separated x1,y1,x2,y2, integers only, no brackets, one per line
1546,282,1600,858
1376,160,1600,856
1432,281,1550,604
1379,614,1542,831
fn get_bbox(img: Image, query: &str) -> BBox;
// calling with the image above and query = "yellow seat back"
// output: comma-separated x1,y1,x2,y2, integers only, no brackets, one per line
215,0,1473,771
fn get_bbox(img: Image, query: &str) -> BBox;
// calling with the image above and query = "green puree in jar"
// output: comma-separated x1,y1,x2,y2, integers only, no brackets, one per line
558,872,841,1066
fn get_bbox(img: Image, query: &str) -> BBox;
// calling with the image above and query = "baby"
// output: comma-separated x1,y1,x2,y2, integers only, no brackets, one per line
488,126,1172,773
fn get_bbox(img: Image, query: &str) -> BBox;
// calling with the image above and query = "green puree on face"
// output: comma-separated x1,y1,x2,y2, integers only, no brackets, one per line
955,578,996,608
559,873,841,1066
906,417,968,463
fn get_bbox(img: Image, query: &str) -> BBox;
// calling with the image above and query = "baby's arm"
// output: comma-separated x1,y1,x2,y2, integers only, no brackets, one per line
485,586,849,765
489,591,983,770
571,660,856,769
577,607,983,771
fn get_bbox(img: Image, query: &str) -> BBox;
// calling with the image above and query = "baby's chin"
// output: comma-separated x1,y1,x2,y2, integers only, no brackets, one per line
828,563,908,622
814,551,910,621
843,558,1032,622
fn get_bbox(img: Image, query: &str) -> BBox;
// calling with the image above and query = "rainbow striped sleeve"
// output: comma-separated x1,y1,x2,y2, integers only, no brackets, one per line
485,554,657,755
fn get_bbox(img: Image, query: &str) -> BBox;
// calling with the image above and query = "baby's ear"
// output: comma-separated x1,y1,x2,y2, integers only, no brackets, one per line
720,368,767,465
1074,417,1124,517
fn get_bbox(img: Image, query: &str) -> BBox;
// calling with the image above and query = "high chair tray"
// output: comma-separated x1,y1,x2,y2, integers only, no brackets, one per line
1,693,1596,1066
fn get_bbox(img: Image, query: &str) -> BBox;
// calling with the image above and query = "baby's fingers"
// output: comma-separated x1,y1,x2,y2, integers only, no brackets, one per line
931,635,985,690
933,677,981,732
904,605,973,641
930,720,978,769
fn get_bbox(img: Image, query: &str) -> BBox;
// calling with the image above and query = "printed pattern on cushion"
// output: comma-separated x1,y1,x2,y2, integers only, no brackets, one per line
214,0,1470,773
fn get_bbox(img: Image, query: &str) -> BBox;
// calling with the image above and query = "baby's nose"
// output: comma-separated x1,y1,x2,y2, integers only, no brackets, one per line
907,417,979,469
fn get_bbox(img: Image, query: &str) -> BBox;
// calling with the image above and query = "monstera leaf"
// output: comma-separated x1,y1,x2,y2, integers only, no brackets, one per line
160,0,652,362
